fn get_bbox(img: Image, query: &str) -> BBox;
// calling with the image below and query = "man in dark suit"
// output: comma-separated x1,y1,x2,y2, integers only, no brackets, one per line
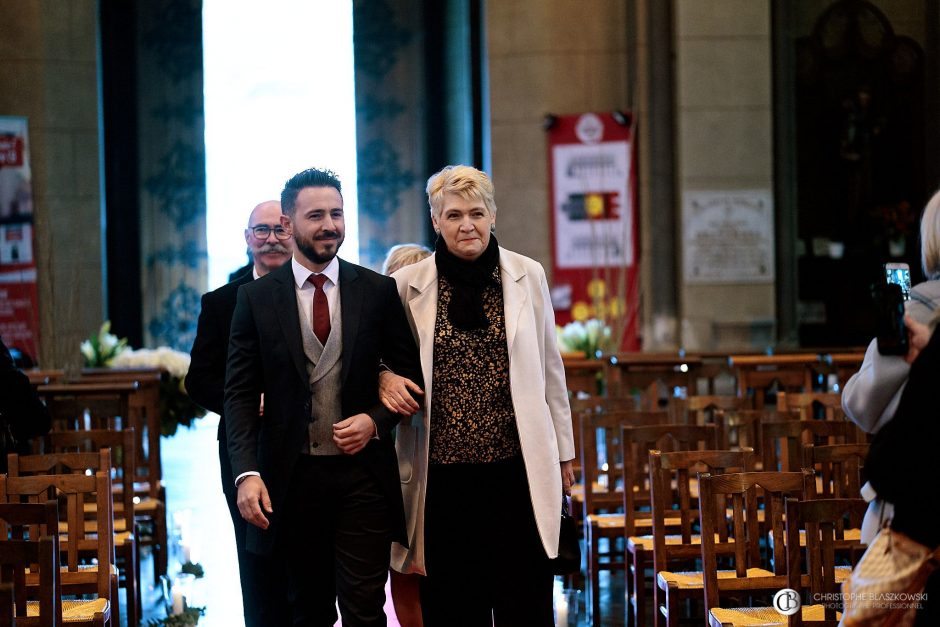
185,200,292,626
0,335,51,473
225,168,422,627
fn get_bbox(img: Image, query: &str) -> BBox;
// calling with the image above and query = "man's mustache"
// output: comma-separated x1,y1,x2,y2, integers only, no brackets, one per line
257,243,291,254
316,231,340,240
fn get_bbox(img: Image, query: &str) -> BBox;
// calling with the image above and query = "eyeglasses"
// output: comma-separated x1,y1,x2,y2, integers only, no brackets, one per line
250,224,291,240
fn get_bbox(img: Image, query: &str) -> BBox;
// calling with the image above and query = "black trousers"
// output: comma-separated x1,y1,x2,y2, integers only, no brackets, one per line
280,454,393,627
419,456,554,627
219,439,290,627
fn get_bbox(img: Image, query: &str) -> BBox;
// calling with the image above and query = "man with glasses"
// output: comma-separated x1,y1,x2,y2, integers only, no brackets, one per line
186,200,293,626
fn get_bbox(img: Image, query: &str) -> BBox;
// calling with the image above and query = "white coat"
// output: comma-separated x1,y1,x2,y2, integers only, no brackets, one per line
390,247,576,575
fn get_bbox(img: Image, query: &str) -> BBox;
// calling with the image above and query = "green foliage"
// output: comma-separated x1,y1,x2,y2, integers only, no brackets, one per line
147,606,205,626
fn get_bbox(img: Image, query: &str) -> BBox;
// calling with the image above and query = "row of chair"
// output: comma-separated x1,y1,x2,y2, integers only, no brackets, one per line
571,396,867,625
2,370,174,626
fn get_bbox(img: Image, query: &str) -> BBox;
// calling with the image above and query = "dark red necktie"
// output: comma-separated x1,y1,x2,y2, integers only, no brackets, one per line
309,274,331,345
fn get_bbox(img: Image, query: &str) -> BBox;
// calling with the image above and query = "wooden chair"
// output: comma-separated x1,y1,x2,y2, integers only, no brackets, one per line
0,501,61,627
698,470,814,627
0,470,115,626
37,382,137,433
26,430,140,626
0,582,12,627
77,370,168,583
0,537,58,627
648,448,752,627
760,419,861,473
614,423,718,626
777,392,844,421
728,354,816,409
679,395,744,427
784,498,869,626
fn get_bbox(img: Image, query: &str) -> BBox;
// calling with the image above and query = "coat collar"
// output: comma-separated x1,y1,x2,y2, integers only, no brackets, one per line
404,247,528,355
270,262,308,383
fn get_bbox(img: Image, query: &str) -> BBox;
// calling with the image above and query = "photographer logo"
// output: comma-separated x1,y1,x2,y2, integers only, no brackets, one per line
774,588,801,616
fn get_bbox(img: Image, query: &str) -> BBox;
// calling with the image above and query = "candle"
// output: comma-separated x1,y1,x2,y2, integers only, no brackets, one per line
556,596,568,625
180,542,192,564
171,588,184,615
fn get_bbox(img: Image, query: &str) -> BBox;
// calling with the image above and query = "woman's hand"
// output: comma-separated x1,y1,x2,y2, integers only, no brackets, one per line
378,371,424,416
904,315,933,364
560,460,575,496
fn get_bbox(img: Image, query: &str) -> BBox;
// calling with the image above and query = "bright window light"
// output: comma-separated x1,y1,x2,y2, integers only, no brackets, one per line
203,1,359,289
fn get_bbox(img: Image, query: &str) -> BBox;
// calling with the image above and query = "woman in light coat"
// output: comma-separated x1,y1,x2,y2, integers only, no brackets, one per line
380,165,575,626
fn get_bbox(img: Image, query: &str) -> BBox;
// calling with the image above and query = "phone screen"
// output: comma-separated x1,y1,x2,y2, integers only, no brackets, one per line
885,263,912,301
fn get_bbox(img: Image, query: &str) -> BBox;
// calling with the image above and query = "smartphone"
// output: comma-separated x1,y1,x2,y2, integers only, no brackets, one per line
885,262,912,301
873,282,909,355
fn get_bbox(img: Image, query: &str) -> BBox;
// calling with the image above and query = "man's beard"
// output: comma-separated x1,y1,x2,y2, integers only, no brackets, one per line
296,231,343,265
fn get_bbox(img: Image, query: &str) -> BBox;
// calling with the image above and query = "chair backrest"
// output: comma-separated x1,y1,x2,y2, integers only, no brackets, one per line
0,581,11,627
680,395,744,427
0,468,114,602
777,392,844,421
728,354,816,408
648,448,753,572
802,443,869,529
760,419,861,472
0,501,61,627
42,429,137,531
569,396,641,480
78,369,163,497
785,497,869,626
0,537,58,627
37,382,137,433
698,470,815,614
620,423,718,535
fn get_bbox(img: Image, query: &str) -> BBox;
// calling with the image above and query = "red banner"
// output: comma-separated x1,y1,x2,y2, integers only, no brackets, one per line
0,117,40,364
548,112,639,351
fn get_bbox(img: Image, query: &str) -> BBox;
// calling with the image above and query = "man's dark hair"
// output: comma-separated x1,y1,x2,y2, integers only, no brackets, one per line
281,168,343,214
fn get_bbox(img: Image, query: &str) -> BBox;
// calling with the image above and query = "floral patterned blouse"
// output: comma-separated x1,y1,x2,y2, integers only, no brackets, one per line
428,268,522,464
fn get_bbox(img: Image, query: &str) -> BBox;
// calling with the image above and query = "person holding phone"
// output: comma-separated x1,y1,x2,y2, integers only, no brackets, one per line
842,189,940,541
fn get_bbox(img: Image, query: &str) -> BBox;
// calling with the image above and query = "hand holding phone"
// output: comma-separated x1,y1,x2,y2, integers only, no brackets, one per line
874,282,908,356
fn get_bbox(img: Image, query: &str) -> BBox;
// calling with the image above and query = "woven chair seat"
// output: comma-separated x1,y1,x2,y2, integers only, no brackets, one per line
27,598,109,622
767,527,861,550
628,532,735,551
658,567,774,590
710,603,838,626
587,512,682,530
60,518,127,534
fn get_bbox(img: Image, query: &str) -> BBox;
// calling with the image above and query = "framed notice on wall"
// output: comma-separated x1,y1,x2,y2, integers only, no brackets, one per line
548,112,639,351
0,116,40,363
682,190,775,284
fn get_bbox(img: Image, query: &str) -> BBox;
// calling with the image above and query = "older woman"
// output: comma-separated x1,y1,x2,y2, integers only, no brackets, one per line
381,165,575,625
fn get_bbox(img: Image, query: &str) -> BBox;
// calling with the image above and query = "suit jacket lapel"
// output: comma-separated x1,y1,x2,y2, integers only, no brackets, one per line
271,263,308,384
500,248,527,357
339,259,361,386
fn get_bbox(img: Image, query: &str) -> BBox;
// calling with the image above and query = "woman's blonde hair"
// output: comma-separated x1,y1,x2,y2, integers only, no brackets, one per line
425,165,497,219
382,243,432,276
921,190,940,280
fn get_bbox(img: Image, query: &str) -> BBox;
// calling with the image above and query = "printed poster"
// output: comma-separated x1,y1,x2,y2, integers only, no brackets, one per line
548,112,639,351
0,116,40,363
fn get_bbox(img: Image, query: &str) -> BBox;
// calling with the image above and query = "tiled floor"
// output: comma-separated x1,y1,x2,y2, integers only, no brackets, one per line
142,415,627,626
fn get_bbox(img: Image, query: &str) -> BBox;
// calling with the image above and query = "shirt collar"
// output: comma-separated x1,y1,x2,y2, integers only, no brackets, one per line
291,255,340,288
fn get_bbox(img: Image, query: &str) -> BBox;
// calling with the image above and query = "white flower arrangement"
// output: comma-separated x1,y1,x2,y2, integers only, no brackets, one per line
111,346,191,379
556,318,612,359
110,346,205,436
80,321,129,367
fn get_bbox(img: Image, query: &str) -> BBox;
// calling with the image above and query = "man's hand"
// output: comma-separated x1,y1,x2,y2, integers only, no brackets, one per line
237,476,272,529
333,413,376,454
560,460,575,496
378,371,424,416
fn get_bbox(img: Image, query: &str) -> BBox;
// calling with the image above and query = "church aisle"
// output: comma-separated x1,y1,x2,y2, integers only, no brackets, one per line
149,413,401,627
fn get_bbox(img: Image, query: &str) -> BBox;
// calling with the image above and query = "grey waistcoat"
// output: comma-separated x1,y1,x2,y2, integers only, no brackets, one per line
297,289,343,456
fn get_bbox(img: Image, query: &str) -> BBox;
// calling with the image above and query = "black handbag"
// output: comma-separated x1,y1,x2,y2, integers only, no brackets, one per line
550,494,581,575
